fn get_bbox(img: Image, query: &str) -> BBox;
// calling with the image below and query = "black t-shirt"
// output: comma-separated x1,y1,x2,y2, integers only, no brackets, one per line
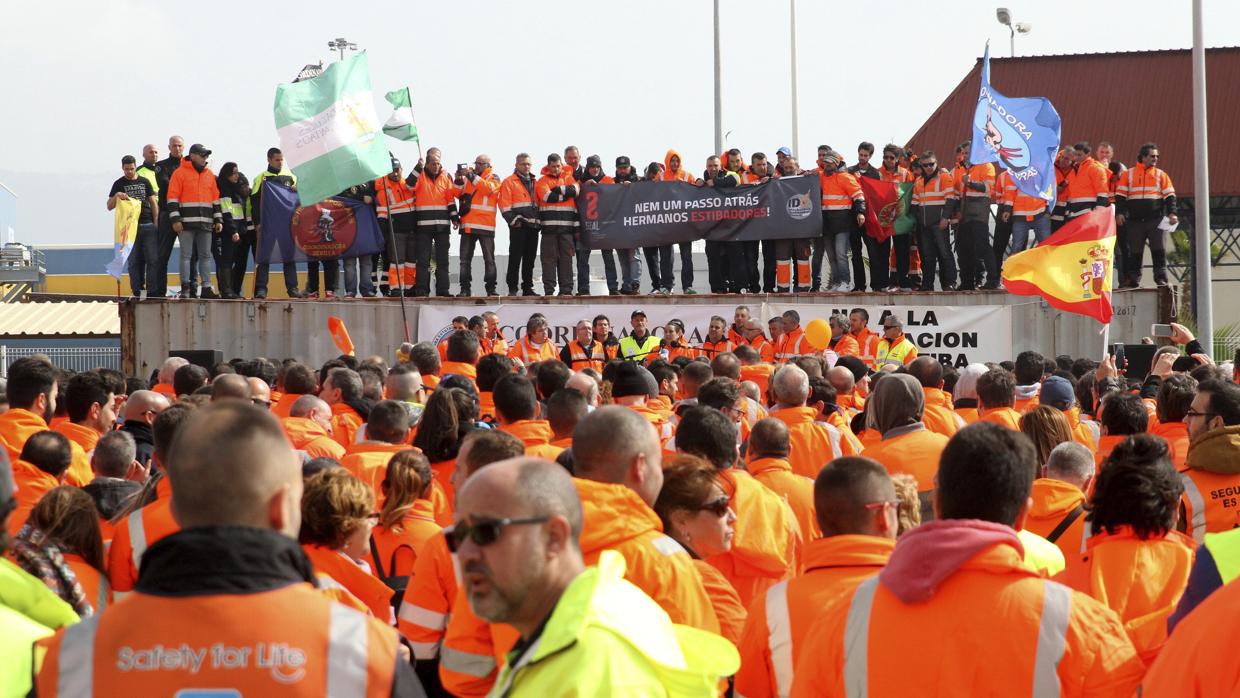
110,176,156,224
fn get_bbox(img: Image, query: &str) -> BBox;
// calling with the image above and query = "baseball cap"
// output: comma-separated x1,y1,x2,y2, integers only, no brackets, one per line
390,156,402,171
777,146,792,157
1040,376,1076,410
631,310,646,319
616,156,631,168
586,154,602,168
188,143,212,158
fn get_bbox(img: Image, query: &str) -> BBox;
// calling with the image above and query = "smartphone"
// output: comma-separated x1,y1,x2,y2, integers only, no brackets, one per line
1110,342,1127,370
1152,324,1173,338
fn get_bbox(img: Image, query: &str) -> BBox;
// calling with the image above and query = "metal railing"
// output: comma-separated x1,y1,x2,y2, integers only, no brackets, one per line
0,345,121,376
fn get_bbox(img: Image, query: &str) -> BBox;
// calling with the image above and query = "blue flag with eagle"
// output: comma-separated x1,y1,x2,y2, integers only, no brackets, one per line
970,44,1061,204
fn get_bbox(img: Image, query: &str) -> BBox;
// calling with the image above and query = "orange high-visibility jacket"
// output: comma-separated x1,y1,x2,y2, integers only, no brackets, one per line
64,552,111,615
708,469,802,608
851,327,880,367
1064,156,1111,216
775,327,809,363
735,535,893,698
1115,164,1176,221
748,456,819,540
367,500,441,579
980,407,1023,431
562,340,606,373
921,387,965,438
303,543,394,621
740,363,775,399
1139,566,1240,696
270,392,305,420
373,176,415,218
1094,434,1126,468
574,477,721,633
165,158,222,232
661,149,697,183
789,538,1144,697
695,558,746,647
460,168,502,235
499,419,564,461
1025,478,1090,561
507,336,558,365
329,403,364,449
819,171,864,213
37,580,398,697
498,172,538,224
412,170,461,229
1055,527,1195,665
340,442,409,507
283,416,346,461
1179,426,1240,543
832,333,860,358
438,585,522,697
1150,421,1189,470
397,533,457,659
8,458,58,537
107,477,179,593
1065,407,1101,451
768,406,844,480
861,426,950,493
535,169,579,233
1001,168,1048,219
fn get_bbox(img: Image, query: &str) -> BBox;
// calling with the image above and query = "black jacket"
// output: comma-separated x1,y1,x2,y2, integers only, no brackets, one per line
134,527,426,698
154,155,181,208
120,420,155,468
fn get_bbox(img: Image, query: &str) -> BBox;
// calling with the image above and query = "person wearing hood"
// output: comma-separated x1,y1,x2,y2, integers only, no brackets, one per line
456,154,502,297
166,143,223,299
499,153,541,296
1178,379,1240,543
574,155,619,296
790,422,1144,697
859,373,950,520
952,362,988,424
1024,441,1094,562
212,163,246,299
736,456,896,698
662,149,699,294
535,153,579,296
700,155,738,293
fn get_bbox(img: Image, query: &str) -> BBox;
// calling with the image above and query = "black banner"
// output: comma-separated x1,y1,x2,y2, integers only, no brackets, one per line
576,175,822,250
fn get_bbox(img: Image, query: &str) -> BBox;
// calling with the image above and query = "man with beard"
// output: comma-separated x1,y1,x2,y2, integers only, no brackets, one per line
457,154,502,297
409,151,461,296
500,153,541,296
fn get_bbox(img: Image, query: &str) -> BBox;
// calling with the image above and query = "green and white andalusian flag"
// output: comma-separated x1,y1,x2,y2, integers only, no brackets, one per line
273,51,389,206
383,87,419,142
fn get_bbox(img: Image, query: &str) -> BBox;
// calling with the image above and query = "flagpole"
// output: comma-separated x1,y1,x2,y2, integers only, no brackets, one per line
380,176,412,343
1191,0,1213,357
1101,323,1110,362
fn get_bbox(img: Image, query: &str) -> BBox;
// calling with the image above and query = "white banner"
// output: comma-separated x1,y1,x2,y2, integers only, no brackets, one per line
767,302,1012,367
419,301,1013,366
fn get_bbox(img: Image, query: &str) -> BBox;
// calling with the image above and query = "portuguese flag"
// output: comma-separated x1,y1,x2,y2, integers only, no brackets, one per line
1002,206,1116,324
858,177,914,242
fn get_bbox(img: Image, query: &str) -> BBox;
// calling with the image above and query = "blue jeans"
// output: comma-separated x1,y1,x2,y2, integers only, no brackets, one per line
827,231,851,287
177,230,213,289
1009,213,1052,255
341,257,375,296
128,223,159,293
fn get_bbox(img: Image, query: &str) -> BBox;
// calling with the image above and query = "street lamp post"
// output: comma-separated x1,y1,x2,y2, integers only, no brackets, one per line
326,37,358,61
790,0,800,157
995,8,1032,58
713,0,723,156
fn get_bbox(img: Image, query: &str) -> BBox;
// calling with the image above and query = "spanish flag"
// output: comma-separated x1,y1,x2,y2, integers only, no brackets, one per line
1002,206,1116,324
328,316,355,356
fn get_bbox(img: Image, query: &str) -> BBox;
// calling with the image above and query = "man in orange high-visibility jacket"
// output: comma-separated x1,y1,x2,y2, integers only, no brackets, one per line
506,315,558,366
8,434,71,538
828,313,860,358
340,400,415,505
1179,380,1240,543
558,320,606,374
774,310,809,363
911,149,958,291
952,143,999,290
1063,141,1111,221
0,358,86,484
1095,393,1148,469
813,149,866,292
848,309,880,368
1151,373,1194,470
408,152,461,297
534,153,579,296
319,367,365,448
283,395,346,461
1116,142,1177,288
37,401,418,697
768,364,844,478
456,154,502,297
746,418,819,541
908,357,965,437
808,377,864,456
499,153,541,296
676,405,802,607
1141,558,1240,696
977,368,1023,431
52,372,117,483
790,423,1144,697
374,158,417,293
494,374,563,461
736,456,896,698
571,406,721,632
1025,442,1095,562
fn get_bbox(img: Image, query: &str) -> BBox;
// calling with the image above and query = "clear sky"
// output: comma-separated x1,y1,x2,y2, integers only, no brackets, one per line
2,0,1236,252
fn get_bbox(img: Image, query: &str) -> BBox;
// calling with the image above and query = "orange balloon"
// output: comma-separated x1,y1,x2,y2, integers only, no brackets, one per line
805,318,832,351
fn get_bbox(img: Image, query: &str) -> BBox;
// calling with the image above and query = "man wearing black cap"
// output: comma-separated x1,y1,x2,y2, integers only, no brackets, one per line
618,310,661,363
575,155,615,296
613,157,642,295
167,143,224,298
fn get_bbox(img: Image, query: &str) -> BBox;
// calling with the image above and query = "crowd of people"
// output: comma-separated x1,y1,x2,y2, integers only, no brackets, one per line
5,302,1238,696
110,136,1177,301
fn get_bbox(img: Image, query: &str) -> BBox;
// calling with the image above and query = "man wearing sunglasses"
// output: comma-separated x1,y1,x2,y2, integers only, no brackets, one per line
454,457,737,695
1115,142,1177,288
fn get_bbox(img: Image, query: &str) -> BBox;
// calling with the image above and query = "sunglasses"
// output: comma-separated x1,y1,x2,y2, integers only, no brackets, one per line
444,516,550,553
699,496,731,517
864,500,901,510
922,163,937,168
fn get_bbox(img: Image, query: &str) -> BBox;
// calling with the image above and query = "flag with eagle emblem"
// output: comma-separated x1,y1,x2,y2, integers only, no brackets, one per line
858,177,914,242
